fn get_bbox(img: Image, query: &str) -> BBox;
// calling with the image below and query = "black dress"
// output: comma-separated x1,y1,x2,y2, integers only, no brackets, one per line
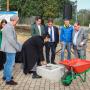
21,36,44,74
0,51,6,70
0,30,6,70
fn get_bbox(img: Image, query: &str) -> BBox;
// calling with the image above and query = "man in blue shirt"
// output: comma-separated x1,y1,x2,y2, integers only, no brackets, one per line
60,18,73,60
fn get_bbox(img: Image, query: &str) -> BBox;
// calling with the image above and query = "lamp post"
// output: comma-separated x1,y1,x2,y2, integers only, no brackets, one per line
75,0,77,22
7,0,9,11
0,0,1,11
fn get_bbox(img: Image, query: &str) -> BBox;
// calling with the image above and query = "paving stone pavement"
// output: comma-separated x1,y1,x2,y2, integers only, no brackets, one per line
0,44,90,90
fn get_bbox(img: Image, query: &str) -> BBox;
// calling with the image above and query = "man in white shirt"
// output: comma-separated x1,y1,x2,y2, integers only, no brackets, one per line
45,18,59,64
73,22,88,59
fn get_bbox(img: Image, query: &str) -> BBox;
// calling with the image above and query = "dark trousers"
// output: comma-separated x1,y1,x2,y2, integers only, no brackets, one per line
15,52,22,63
45,42,57,63
73,45,86,59
0,51,6,70
37,53,41,66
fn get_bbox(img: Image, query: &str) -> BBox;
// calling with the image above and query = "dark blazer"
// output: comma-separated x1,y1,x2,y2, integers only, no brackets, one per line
21,36,44,73
45,26,59,43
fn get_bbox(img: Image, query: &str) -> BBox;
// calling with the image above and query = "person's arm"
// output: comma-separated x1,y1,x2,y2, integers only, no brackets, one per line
37,43,46,65
36,38,44,61
80,29,88,45
41,25,45,34
44,26,48,34
55,26,59,43
60,26,64,42
39,46,44,61
31,24,36,36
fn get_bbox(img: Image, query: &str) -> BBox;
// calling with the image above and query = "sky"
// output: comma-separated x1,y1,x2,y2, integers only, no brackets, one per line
70,0,90,11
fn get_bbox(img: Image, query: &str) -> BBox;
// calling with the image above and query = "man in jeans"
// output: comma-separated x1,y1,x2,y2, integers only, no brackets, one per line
1,15,21,85
60,18,73,60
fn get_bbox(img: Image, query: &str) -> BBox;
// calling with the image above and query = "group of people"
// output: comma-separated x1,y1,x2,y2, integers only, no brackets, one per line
22,16,88,79
60,19,88,60
0,15,88,85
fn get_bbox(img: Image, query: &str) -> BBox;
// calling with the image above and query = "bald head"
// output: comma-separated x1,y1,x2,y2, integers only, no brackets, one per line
10,15,18,21
10,15,19,26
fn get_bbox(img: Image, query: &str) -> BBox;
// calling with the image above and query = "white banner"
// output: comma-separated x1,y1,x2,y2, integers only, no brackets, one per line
0,11,18,22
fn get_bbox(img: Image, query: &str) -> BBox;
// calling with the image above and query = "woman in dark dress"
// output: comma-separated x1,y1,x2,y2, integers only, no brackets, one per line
21,34,50,78
0,19,7,70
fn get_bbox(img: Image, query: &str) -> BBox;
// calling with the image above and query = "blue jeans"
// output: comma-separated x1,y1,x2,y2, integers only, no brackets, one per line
3,53,16,82
61,42,71,60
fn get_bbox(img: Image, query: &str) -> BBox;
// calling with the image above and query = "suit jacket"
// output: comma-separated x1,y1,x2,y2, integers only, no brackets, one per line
1,23,21,53
31,23,45,36
73,28,88,50
45,26,59,43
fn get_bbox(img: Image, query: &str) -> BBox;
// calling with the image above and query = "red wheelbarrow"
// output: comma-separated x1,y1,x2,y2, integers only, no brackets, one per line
59,59,90,86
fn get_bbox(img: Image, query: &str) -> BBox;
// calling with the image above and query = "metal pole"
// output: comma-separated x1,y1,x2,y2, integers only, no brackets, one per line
75,0,77,22
83,14,84,25
7,0,9,11
0,0,1,11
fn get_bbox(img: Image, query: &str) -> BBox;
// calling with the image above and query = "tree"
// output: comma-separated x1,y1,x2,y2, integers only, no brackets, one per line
78,9,90,26
1,0,75,19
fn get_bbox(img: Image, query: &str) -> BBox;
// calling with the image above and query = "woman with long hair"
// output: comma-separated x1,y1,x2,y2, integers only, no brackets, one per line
0,19,7,70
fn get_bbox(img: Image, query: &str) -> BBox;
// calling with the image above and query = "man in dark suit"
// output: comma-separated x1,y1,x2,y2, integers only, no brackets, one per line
45,18,59,64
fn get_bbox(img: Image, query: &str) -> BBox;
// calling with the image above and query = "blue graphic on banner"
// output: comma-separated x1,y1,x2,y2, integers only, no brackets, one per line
0,11,18,22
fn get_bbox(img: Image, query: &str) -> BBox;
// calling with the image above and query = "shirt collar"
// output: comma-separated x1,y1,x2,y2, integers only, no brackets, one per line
64,24,71,28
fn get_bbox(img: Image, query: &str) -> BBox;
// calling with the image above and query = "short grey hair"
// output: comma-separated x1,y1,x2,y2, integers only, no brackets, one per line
10,15,18,21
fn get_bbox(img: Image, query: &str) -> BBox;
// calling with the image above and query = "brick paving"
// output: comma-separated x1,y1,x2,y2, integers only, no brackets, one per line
0,31,90,90
0,50,90,90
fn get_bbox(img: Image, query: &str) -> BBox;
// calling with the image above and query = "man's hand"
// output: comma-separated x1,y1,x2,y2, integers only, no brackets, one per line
80,42,84,46
60,42,63,45
41,61,47,65
60,42,64,47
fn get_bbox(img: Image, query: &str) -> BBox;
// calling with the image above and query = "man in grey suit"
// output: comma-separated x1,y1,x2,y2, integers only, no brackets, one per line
31,16,45,36
31,16,45,65
1,15,21,85
73,22,88,59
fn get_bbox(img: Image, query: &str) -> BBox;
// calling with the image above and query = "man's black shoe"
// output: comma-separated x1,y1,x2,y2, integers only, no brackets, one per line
29,71,33,74
32,74,42,79
38,63,42,66
51,62,57,64
23,70,28,75
2,76,13,80
6,80,17,85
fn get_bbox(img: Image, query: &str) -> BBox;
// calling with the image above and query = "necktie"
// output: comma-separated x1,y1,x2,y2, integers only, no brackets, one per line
50,27,52,42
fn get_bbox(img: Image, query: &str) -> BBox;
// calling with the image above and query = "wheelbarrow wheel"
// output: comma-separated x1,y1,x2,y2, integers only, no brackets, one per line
61,71,72,86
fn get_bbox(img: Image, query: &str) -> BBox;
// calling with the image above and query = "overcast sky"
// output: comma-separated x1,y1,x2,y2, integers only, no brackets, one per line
70,0,90,11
